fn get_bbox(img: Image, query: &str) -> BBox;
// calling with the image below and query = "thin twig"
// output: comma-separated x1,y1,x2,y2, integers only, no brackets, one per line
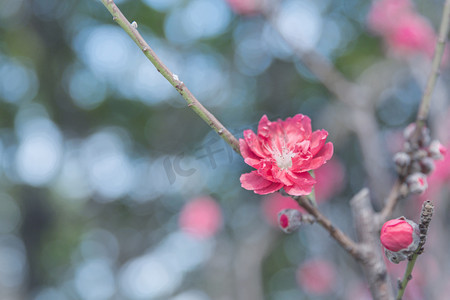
379,0,450,222
396,201,434,300
99,0,241,154
414,0,450,133
292,195,365,261
376,179,406,228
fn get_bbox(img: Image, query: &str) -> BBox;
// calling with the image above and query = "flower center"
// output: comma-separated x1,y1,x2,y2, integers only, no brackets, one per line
275,148,294,170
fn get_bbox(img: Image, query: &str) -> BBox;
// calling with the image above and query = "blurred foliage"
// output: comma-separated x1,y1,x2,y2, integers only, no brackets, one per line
0,0,449,299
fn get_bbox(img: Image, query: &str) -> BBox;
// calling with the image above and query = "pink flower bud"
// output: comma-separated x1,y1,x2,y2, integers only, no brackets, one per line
428,140,447,160
380,217,419,263
406,172,428,194
277,209,302,233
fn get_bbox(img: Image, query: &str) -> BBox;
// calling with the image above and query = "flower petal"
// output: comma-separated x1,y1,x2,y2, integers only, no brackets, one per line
272,169,294,186
254,182,284,194
258,115,271,138
240,171,274,191
240,139,261,167
308,142,334,170
240,171,283,194
284,172,316,196
310,129,329,156
284,184,315,196
283,114,312,146
244,130,268,158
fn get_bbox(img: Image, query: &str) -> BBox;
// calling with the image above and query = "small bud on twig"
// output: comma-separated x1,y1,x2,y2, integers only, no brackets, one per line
419,157,435,174
394,152,410,175
278,209,302,234
404,123,430,148
380,217,420,264
406,173,428,194
428,140,447,160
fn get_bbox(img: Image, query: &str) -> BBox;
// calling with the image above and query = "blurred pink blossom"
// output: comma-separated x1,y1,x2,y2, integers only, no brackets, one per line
314,158,345,203
296,259,337,295
261,193,304,227
367,0,413,35
225,0,261,15
386,13,436,56
179,196,223,239
367,0,440,58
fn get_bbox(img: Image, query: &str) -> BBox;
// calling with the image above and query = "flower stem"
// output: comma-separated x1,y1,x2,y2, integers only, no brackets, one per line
396,201,434,300
99,0,241,154
414,0,450,136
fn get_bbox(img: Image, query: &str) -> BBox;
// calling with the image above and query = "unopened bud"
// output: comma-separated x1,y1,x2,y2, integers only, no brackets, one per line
403,123,430,147
419,157,435,174
428,140,447,160
406,172,428,194
380,217,420,264
393,152,410,174
278,209,302,234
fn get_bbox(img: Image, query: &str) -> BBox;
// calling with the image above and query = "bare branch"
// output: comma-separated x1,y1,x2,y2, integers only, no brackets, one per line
290,194,366,261
99,0,241,154
351,189,395,300
414,0,450,134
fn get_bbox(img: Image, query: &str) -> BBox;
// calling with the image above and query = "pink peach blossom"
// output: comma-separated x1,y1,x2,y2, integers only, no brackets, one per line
179,196,223,239
296,259,337,295
240,114,333,195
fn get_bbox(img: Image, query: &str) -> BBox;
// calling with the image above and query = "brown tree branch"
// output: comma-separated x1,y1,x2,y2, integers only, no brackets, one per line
351,189,394,300
290,194,366,261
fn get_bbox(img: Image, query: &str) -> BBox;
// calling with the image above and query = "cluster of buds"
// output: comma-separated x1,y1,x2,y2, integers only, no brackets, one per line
394,124,447,194
380,217,420,263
